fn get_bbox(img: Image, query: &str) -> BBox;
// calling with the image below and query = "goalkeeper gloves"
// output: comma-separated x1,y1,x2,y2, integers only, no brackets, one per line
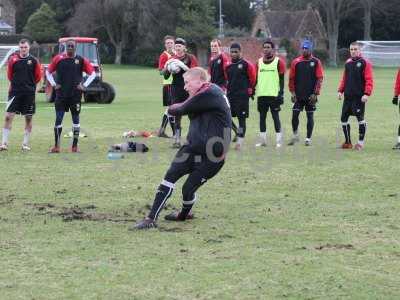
393,96,399,105
308,94,318,105
175,60,189,71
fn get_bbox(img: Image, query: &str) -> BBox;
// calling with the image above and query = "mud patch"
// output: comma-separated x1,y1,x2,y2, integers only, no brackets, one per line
158,226,184,233
0,194,16,206
55,189,67,195
218,234,234,239
315,243,354,250
205,238,223,244
25,203,136,223
26,203,55,211
0,240,19,250
366,211,379,216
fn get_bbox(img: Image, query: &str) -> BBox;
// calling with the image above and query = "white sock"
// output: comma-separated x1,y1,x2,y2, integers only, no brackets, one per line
237,137,244,145
23,130,31,146
398,136,400,143
293,131,299,137
305,137,311,142
276,132,283,143
2,128,10,145
260,132,266,140
175,129,181,142
358,140,364,146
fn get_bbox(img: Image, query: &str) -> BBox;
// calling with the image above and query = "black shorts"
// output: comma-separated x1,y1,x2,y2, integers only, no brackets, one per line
341,96,365,119
293,97,316,112
55,96,82,114
165,145,225,183
6,94,35,115
172,85,189,104
162,85,172,106
229,96,249,118
257,96,281,113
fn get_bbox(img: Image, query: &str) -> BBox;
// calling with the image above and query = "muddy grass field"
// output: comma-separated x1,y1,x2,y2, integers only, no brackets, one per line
1,66,400,299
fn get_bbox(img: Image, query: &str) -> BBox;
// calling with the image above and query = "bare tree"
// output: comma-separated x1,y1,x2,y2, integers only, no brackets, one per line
136,0,179,49
315,0,357,66
67,0,179,64
66,2,98,39
361,0,373,40
360,0,393,41
67,0,138,64
266,0,308,10
103,0,138,64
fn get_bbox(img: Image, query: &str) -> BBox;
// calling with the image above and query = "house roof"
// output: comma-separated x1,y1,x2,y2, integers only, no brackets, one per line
252,7,327,40
59,37,98,43
264,11,305,38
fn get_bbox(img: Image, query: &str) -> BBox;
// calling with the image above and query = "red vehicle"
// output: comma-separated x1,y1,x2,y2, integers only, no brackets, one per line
43,37,115,104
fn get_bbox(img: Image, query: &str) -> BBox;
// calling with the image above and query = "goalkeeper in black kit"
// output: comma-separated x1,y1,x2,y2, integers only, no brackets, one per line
132,67,231,230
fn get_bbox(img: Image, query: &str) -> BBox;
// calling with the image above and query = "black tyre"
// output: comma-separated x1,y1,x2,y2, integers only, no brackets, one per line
84,93,98,103
97,82,116,104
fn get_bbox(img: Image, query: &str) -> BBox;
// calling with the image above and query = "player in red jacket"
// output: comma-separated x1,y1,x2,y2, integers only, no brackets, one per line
226,43,256,150
157,35,175,138
209,38,230,91
1,39,41,151
338,42,373,150
288,40,324,146
163,38,198,148
392,68,400,149
46,39,95,153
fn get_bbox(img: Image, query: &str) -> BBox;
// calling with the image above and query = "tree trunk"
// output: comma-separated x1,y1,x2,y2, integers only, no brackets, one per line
114,43,122,65
196,47,208,67
325,2,340,67
328,30,338,67
363,0,372,40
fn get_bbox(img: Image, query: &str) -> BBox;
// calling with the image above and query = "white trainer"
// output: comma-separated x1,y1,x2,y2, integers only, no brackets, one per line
276,132,283,148
21,144,31,151
255,140,267,147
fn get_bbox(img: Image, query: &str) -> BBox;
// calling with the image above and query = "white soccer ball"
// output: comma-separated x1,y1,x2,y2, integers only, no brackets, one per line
167,60,181,74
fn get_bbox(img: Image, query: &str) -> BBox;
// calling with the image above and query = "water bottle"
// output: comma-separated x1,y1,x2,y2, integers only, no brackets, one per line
107,152,124,160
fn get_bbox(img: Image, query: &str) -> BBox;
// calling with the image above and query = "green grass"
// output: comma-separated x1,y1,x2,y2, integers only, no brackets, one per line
0,65,400,300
